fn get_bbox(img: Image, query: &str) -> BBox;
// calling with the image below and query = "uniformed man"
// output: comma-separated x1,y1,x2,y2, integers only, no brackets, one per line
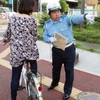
43,1,94,100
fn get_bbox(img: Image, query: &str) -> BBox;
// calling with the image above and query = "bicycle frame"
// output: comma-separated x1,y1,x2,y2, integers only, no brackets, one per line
19,62,43,100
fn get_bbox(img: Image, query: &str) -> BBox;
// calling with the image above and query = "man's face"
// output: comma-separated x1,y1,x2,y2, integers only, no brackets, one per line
50,10,61,22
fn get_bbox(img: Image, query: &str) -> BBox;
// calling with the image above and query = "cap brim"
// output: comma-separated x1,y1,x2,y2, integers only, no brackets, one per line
49,8,61,12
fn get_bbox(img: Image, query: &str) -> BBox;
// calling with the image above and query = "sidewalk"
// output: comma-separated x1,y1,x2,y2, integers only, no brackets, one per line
0,38,100,100
0,25,7,33
37,41,100,76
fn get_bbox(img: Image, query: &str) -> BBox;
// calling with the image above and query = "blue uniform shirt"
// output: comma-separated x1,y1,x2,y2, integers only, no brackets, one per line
43,14,85,44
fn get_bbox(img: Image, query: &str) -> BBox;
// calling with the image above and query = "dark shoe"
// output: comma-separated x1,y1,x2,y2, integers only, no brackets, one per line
48,84,58,90
17,86,25,91
63,94,70,100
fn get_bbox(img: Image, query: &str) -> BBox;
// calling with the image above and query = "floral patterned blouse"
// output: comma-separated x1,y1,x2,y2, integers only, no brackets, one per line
3,15,39,67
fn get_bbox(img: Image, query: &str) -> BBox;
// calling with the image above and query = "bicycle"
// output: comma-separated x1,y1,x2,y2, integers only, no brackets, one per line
19,60,43,100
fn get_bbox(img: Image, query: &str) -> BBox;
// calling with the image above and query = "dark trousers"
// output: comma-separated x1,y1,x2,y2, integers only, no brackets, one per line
52,44,75,95
11,60,37,100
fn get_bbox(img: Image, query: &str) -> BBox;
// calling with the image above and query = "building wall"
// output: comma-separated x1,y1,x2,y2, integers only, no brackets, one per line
96,4,100,9
85,0,98,5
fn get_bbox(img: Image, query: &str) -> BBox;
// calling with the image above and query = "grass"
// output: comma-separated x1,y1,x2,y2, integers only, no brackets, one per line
38,24,100,45
76,43,100,53
38,25,43,40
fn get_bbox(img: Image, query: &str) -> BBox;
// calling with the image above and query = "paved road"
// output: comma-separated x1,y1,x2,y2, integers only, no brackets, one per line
0,32,3,37
0,41,100,100
0,25,100,100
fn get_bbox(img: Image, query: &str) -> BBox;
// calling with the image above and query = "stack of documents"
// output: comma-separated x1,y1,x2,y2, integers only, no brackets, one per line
53,33,67,50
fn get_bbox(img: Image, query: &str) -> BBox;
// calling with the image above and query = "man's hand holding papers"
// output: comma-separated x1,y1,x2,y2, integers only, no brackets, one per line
53,33,68,50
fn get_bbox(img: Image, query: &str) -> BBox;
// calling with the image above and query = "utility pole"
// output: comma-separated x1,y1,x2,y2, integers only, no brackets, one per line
39,0,42,15
80,0,85,28
17,0,19,12
12,0,14,11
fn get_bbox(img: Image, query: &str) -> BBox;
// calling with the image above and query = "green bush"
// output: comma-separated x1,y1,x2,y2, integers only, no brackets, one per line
38,25,43,40
0,9,2,13
93,22,100,30
73,25,100,44
95,16,100,22
59,0,69,14
39,13,50,26
94,16,100,30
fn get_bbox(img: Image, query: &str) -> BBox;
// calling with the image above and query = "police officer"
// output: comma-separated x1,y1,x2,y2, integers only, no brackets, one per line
43,2,94,100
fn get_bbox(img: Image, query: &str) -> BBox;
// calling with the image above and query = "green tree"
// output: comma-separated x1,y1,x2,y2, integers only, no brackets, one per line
39,13,50,26
59,0,69,14
0,0,18,11
42,3,47,13
98,0,100,4
0,0,8,5
13,0,17,12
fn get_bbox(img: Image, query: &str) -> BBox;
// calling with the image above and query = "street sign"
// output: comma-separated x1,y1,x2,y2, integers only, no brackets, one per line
9,0,12,4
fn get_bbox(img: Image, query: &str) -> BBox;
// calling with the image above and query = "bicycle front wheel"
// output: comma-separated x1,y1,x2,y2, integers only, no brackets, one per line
27,74,43,100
